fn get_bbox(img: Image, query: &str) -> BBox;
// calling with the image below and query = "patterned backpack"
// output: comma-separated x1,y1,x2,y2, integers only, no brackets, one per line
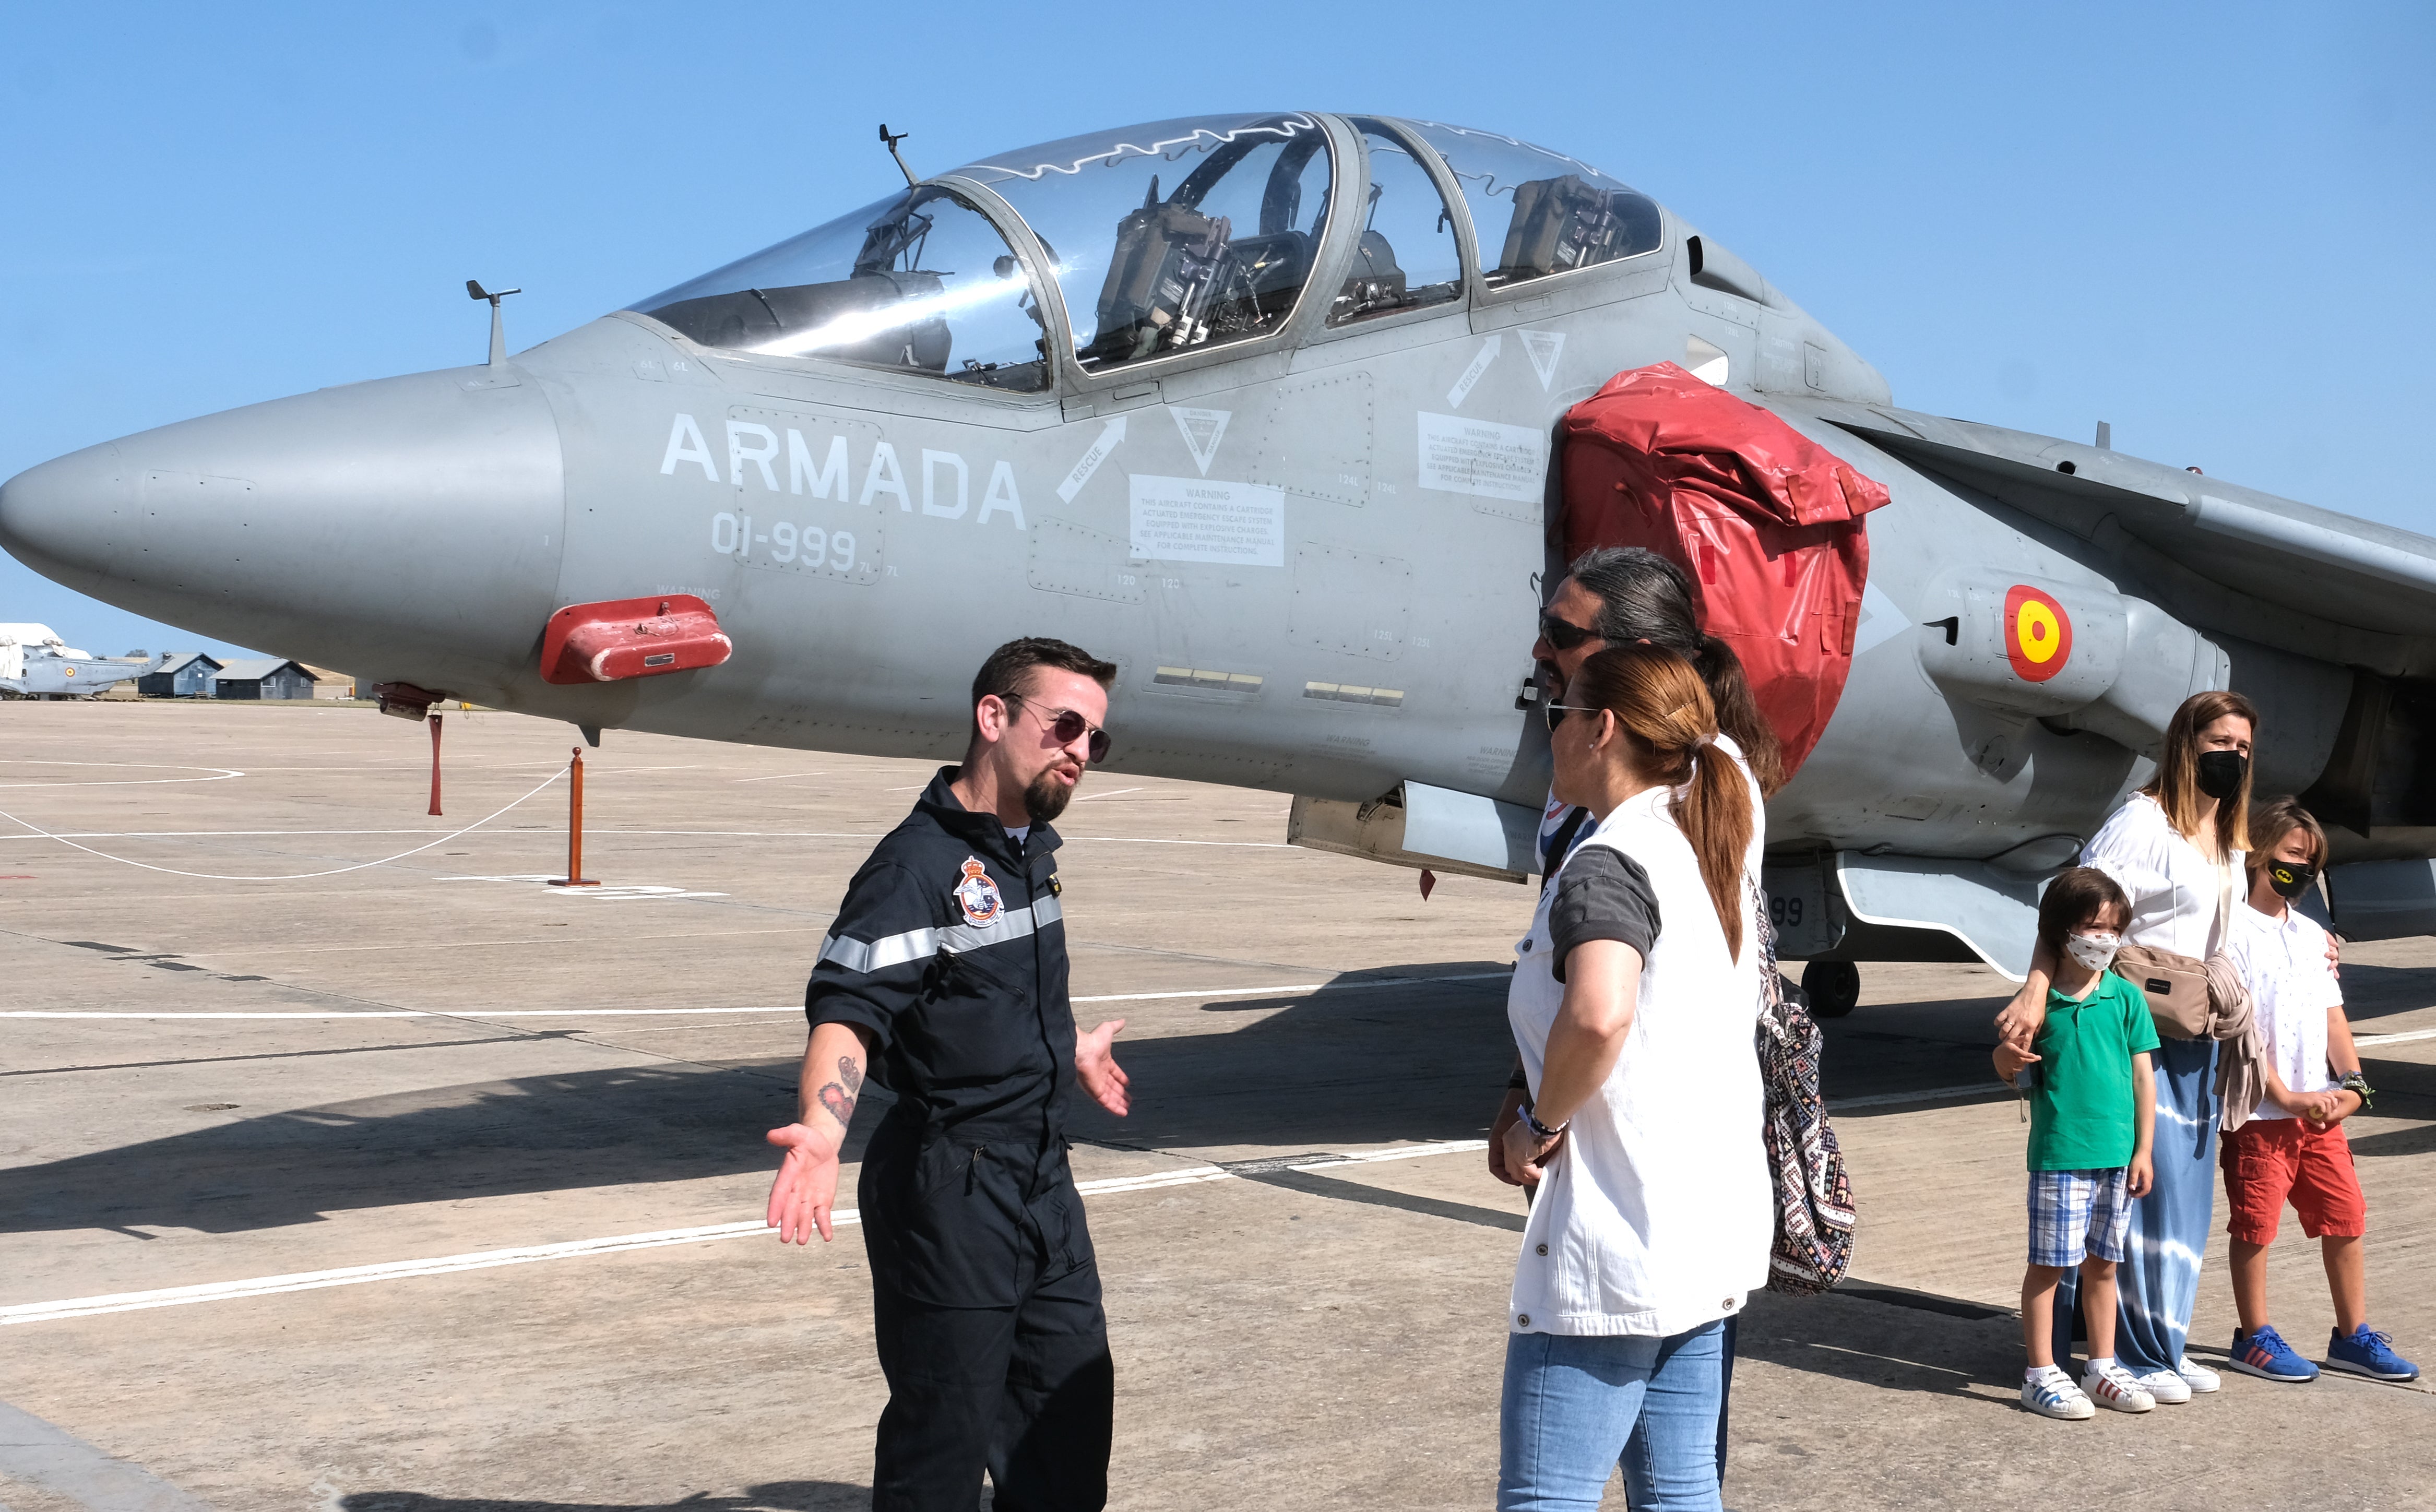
1750,880,1857,1294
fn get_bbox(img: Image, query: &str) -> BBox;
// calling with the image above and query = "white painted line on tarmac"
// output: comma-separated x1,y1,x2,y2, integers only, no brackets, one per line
729,771,829,783
2356,1028,2436,1047
1072,787,1145,801
0,759,246,790
1074,970,1509,1004
0,1141,1488,1326
8,973,1515,1020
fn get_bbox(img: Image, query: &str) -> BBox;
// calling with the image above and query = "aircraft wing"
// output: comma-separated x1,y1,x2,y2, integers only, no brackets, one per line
1785,399,2436,678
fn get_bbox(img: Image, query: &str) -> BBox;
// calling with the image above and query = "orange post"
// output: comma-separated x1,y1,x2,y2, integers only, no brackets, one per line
549,746,598,887
426,714,443,816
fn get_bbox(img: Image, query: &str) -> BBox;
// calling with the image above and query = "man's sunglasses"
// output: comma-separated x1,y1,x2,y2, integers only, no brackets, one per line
1538,610,1599,652
1544,703,1602,733
1005,694,1111,764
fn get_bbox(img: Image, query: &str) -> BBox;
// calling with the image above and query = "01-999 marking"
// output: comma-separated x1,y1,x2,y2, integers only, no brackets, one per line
711,512,856,573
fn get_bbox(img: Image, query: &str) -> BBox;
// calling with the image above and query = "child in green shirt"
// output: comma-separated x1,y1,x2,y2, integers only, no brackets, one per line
1993,866,2160,1419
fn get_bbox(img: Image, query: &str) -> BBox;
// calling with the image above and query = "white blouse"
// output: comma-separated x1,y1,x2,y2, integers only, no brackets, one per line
2079,792,2244,960
1505,747,1771,1338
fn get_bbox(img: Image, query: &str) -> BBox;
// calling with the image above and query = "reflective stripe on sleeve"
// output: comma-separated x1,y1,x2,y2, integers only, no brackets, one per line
817,895,1065,976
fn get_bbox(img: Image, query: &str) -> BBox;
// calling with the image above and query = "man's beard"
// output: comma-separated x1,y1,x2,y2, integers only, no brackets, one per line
1023,766,1078,825
1536,658,1565,704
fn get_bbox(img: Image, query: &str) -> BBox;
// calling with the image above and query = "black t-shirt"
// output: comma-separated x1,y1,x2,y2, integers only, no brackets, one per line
1549,846,1661,984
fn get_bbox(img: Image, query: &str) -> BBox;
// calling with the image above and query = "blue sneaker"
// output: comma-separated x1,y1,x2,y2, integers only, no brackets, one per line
2228,1325,2318,1382
2325,1326,2420,1382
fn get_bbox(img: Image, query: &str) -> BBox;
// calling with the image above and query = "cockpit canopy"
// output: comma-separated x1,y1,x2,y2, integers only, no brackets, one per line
629,113,1661,391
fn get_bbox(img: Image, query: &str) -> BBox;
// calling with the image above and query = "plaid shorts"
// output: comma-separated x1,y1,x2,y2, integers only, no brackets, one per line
2027,1168,2132,1268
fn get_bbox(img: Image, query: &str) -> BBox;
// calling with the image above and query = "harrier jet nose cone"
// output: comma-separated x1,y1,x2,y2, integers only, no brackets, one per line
0,443,133,593
2,368,568,695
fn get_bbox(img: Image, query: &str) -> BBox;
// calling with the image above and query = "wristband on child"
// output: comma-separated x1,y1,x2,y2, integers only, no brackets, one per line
2336,1069,2373,1112
1521,1103,1567,1140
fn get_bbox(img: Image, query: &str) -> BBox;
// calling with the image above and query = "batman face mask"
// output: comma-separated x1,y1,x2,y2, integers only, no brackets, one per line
2194,749,2249,801
2267,859,2318,899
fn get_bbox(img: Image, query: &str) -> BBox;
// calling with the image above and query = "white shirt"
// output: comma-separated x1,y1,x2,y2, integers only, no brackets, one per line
1505,745,1770,1337
2221,900,2341,1118
2079,792,2244,958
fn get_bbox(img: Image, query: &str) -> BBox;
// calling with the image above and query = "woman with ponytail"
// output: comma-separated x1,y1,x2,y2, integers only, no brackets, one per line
1496,645,1770,1511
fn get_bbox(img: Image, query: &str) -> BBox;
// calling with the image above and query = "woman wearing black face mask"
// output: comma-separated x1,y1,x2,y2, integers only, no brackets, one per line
1994,689,2260,1405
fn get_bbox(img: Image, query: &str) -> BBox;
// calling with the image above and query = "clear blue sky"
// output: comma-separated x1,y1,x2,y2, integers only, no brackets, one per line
4,2,2428,659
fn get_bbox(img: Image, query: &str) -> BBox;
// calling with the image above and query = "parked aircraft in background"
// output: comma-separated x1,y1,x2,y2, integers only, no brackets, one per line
0,624,146,699
6,111,2433,1006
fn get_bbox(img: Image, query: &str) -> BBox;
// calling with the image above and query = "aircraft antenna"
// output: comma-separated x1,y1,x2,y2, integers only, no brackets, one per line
467,280,523,367
878,123,918,187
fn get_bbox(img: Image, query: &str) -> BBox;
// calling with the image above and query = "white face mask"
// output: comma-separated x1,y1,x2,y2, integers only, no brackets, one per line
2064,931,2121,972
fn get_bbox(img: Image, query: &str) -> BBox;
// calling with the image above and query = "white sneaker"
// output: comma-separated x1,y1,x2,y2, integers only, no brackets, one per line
2022,1371,2095,1420
2131,1365,2193,1404
2177,1356,2222,1393
2083,1360,2157,1413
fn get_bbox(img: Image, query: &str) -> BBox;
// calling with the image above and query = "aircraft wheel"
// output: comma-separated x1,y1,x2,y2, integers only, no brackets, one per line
1802,960,1862,1018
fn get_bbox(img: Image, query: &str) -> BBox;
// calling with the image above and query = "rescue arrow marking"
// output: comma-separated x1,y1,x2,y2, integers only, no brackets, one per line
1446,333,1501,409
1055,414,1128,503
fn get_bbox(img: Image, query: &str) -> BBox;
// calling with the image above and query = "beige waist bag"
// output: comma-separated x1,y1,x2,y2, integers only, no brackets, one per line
2110,858,2235,1040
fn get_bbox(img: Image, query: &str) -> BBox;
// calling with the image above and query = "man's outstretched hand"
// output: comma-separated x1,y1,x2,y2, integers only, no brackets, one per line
765,1123,842,1244
1077,1018,1131,1116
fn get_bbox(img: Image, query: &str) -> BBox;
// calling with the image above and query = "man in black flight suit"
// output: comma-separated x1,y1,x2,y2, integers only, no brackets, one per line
766,636,1132,1512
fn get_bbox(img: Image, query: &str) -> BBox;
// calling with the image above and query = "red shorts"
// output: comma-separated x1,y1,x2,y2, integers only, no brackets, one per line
2220,1116,2366,1243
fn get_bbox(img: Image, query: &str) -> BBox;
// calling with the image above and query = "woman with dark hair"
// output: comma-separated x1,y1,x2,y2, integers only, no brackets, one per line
1561,546,1786,796
1498,644,1769,1510
1493,546,1786,1489
1995,689,2264,1403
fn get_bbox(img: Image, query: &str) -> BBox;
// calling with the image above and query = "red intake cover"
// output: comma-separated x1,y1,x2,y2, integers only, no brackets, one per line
1560,363,1891,778
540,595,733,685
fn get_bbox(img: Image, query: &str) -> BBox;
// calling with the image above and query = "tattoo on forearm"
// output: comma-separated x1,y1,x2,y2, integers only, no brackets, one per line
816,1082,856,1128
839,1056,863,1094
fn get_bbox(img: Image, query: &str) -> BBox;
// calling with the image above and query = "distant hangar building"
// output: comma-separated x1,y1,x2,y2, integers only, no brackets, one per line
138,652,223,697
209,657,314,700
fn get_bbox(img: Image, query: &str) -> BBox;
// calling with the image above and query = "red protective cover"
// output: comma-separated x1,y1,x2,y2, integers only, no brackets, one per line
540,594,733,685
1560,363,1891,777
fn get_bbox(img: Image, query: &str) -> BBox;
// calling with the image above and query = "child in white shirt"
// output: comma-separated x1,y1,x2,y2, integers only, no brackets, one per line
2217,797,2418,1384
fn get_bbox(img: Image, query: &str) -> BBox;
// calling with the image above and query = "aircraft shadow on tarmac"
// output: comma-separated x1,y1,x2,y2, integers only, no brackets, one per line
1737,1285,2028,1407
336,1482,868,1511
6,962,2427,1238
0,966,1518,1237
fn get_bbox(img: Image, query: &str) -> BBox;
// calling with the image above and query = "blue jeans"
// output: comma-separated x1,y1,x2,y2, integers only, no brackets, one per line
1499,1320,1727,1511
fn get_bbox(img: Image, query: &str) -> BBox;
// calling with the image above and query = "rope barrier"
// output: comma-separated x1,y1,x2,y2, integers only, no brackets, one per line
0,760,571,882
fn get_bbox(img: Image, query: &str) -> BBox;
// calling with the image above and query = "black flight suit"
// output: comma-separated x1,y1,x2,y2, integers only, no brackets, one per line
806,768,1110,1512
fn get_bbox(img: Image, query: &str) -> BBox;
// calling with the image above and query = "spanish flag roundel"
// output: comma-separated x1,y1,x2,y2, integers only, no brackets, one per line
2004,585,2073,682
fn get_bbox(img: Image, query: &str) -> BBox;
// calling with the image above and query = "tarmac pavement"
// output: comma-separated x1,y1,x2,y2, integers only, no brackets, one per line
1,700,2429,1510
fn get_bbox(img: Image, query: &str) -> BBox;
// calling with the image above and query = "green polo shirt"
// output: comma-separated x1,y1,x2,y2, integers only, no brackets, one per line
2025,971,2160,1171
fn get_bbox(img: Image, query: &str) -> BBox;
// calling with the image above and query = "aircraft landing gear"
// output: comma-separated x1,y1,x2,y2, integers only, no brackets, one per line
1802,960,1861,1018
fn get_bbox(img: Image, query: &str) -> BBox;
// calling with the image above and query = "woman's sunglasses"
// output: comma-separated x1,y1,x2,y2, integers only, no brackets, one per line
1544,703,1602,733
1006,695,1112,764
1538,610,1599,652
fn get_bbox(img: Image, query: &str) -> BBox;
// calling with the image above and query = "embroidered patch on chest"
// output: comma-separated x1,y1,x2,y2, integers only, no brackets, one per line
953,856,1004,925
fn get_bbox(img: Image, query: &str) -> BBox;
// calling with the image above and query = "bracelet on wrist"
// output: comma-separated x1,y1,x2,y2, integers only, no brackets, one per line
2335,1069,2373,1112
1521,1102,1567,1139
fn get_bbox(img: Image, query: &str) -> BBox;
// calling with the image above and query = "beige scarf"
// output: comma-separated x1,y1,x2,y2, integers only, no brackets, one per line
2208,954,2266,1132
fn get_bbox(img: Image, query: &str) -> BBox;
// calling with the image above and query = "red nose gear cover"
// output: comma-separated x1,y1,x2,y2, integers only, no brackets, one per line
1560,363,1890,777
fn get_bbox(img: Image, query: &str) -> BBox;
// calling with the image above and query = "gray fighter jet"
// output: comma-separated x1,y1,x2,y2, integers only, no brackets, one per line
7,112,2433,1004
